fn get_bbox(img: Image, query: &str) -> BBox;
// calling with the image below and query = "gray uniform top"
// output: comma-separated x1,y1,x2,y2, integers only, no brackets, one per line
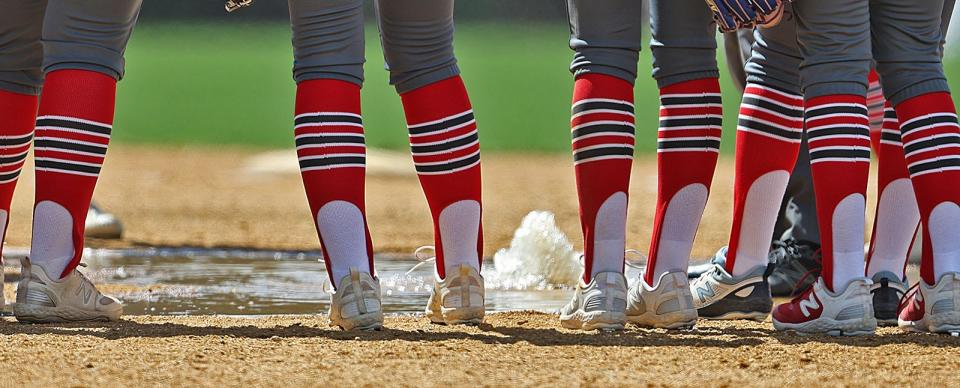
289,0,462,93
0,0,142,96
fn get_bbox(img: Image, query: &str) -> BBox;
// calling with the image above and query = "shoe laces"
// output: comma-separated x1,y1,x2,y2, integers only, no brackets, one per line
73,263,97,299
405,245,436,275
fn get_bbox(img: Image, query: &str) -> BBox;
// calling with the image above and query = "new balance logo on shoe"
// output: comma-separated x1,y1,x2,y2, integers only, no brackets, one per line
695,283,715,303
799,292,820,317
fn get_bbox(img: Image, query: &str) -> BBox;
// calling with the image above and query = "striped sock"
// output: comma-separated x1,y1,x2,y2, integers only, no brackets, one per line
725,84,804,277
805,95,871,291
294,79,373,288
895,92,960,284
401,76,482,279
31,70,115,278
569,74,635,283
645,78,722,285
0,90,36,258
865,103,919,280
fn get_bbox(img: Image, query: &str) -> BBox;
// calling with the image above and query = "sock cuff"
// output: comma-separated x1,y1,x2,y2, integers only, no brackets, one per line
573,73,635,102
295,79,361,115
39,70,117,123
658,77,721,95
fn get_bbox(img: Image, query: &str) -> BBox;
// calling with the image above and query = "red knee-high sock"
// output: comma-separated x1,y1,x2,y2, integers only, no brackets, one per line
0,90,37,258
400,76,482,279
805,95,871,291
865,102,919,279
644,78,722,285
295,79,373,288
725,84,804,276
570,74,635,283
31,70,115,278
895,92,960,285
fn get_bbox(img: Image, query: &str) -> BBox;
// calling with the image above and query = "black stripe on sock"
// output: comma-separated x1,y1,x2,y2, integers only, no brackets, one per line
572,101,634,116
295,135,365,147
900,115,959,135
0,171,20,182
909,157,960,175
659,117,723,128
805,105,868,119
657,139,721,150
573,146,634,162
903,135,960,155
571,123,635,139
0,152,28,165
741,96,803,118
415,153,481,174
806,127,869,140
884,109,898,120
809,148,870,160
35,160,101,174
408,112,475,136
35,118,111,136
298,155,366,169
294,114,363,127
738,118,802,140
660,95,722,107
411,132,478,154
881,132,902,143
0,134,33,147
34,139,107,155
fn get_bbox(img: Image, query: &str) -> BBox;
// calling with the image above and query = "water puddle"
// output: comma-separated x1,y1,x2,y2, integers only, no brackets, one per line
1,211,647,316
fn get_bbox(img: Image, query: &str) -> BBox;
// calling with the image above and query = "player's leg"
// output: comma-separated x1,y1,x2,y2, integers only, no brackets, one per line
15,0,142,323
376,0,484,325
288,0,381,331
867,0,955,328
872,0,960,334
628,0,720,329
770,0,877,335
558,0,641,331
863,82,917,325
0,0,45,313
691,6,804,321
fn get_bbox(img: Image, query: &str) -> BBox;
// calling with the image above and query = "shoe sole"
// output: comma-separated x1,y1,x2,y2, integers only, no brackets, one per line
900,312,960,334
773,317,877,336
332,311,384,331
14,304,121,323
627,307,697,330
561,310,626,331
429,306,485,325
700,311,768,322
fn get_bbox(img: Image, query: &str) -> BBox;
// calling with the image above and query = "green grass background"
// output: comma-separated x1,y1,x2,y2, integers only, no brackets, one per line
115,22,960,153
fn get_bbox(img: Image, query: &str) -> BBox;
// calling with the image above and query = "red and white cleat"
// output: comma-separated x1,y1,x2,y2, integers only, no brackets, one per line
772,277,876,336
898,273,960,335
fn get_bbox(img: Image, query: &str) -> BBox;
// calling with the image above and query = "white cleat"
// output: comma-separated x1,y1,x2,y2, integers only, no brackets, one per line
14,257,122,323
426,264,485,325
627,271,697,329
772,277,876,336
898,272,960,334
328,267,383,331
560,271,627,331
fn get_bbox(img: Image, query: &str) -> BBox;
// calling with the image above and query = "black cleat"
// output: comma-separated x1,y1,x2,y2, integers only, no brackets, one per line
870,271,908,326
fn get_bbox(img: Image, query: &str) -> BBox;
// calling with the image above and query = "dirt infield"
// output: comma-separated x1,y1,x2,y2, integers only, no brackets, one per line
2,311,957,387
4,144,752,257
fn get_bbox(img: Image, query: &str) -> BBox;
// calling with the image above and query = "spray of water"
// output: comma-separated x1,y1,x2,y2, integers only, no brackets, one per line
484,211,582,290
